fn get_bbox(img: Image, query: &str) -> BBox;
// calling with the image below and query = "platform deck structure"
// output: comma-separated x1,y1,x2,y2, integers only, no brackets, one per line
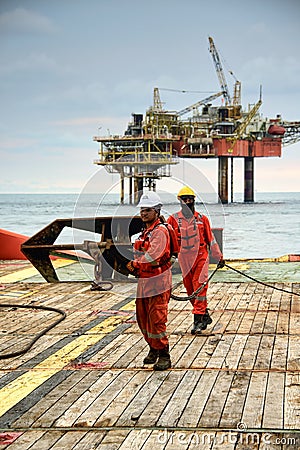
0,260,299,449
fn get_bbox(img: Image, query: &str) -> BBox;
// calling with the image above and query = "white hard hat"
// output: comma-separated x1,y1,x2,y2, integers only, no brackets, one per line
137,191,163,208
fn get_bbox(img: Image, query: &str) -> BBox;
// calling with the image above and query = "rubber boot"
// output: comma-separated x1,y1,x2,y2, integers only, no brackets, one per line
153,346,171,371
201,308,213,330
191,314,204,335
143,347,159,364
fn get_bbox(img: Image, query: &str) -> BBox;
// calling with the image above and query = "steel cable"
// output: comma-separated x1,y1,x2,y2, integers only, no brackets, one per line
171,262,300,301
170,266,219,301
223,263,300,297
0,303,66,360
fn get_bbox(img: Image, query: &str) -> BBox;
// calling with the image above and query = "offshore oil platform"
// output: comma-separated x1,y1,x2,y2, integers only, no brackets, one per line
93,37,300,204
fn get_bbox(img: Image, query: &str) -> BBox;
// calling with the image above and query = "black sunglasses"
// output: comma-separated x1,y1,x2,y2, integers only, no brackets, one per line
180,196,195,201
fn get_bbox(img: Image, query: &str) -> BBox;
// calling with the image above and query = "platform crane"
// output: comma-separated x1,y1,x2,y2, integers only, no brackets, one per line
208,36,242,110
208,36,232,106
227,92,263,153
177,91,223,116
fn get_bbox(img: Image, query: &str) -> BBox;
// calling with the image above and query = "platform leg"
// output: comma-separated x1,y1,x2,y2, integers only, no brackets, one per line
218,157,228,204
244,157,254,202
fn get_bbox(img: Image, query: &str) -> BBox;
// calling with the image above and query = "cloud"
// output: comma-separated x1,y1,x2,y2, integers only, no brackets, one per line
0,7,57,34
0,137,38,151
242,55,300,92
0,52,66,76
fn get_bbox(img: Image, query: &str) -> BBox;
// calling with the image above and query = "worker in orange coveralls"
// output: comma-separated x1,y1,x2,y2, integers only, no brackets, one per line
126,191,173,370
167,186,225,335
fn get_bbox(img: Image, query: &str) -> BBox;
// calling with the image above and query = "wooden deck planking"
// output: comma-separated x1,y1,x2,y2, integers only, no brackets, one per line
50,371,121,428
37,372,105,429
0,278,299,449
0,305,57,332
90,333,134,365
171,334,204,368
271,335,289,369
133,431,164,450
93,370,153,427
92,334,143,369
167,306,192,335
212,309,236,335
196,334,246,428
263,371,285,429
115,370,170,427
155,369,202,428
11,370,94,428
52,371,127,427
241,371,269,428
44,431,97,450
199,370,236,428
17,430,66,450
285,334,300,429
241,333,275,429
0,430,46,450
219,334,261,428
0,307,64,348
0,282,136,371
134,370,187,427
71,430,108,449
119,337,151,369
72,370,138,428
117,430,152,450
177,369,220,428
0,261,29,276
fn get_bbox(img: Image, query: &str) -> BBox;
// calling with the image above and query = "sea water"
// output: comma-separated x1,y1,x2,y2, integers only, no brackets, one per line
0,192,299,259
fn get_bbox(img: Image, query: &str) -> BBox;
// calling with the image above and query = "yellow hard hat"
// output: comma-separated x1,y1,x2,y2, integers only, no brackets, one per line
177,186,196,198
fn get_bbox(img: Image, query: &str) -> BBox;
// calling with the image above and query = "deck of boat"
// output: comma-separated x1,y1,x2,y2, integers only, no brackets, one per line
0,260,299,449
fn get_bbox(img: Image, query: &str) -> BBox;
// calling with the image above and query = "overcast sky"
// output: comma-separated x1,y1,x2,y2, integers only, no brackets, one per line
0,0,299,195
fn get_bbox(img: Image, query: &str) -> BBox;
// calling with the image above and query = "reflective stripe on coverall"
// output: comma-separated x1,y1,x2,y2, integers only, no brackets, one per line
133,219,172,350
167,211,222,314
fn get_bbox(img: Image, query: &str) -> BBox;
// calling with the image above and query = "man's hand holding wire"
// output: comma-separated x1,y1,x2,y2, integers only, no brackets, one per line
217,259,225,269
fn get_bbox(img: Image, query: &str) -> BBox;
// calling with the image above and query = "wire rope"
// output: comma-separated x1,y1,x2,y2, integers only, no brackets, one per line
171,262,300,301
0,303,66,360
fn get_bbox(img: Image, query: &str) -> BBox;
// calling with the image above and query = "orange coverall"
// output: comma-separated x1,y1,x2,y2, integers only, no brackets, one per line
132,219,172,350
167,211,222,315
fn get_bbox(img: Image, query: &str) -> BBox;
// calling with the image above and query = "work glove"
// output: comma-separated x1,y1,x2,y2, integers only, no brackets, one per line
217,259,225,269
126,260,138,276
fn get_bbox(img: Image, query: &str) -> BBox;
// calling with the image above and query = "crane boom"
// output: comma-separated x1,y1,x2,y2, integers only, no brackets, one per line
208,36,231,106
227,97,262,153
177,91,223,116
